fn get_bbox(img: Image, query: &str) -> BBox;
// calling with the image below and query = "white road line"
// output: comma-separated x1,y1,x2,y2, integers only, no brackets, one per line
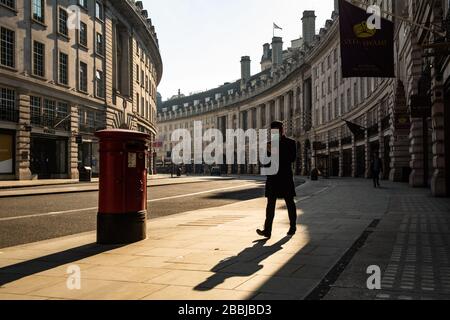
0,183,259,222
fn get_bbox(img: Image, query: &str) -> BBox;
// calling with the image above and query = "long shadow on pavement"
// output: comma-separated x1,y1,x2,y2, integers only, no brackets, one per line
194,237,292,291
0,243,125,286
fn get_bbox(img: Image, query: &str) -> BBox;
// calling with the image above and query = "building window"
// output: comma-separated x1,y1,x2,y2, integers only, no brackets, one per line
59,52,68,85
42,98,56,127
79,22,88,47
141,97,144,116
78,0,87,9
327,102,331,122
334,71,338,89
334,98,338,119
141,70,144,87
0,27,15,68
96,70,105,98
145,75,149,91
56,102,69,128
33,41,45,77
136,93,139,111
58,8,68,36
360,78,365,101
30,96,41,125
347,89,351,111
353,82,358,106
95,1,104,21
79,62,88,92
0,87,17,122
0,0,15,9
96,33,104,55
136,64,140,83
31,0,44,23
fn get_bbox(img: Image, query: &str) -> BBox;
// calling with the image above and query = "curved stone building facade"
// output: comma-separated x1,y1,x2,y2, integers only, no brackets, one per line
0,0,162,180
157,0,449,196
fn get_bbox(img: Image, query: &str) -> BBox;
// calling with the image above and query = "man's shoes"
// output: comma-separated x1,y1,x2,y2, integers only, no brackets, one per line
256,229,271,239
287,228,297,236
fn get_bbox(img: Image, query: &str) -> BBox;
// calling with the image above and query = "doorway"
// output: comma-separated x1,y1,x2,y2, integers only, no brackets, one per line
30,136,68,179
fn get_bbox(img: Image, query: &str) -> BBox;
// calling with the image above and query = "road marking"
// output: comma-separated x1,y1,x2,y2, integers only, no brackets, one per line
0,183,260,222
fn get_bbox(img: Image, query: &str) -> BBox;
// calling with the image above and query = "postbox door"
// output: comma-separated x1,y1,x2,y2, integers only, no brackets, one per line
125,150,147,213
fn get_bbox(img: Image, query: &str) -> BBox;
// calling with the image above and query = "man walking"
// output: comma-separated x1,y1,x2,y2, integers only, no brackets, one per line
370,153,383,188
257,121,298,239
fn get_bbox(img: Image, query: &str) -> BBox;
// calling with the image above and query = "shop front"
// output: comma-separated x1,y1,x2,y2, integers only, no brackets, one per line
0,130,15,178
77,136,100,177
30,134,68,179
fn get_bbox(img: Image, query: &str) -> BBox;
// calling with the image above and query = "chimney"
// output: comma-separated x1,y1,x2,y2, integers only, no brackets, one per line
302,10,316,46
240,56,251,83
271,37,283,67
263,43,270,59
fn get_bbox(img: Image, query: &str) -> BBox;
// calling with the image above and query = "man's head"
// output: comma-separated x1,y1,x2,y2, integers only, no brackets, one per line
271,121,284,136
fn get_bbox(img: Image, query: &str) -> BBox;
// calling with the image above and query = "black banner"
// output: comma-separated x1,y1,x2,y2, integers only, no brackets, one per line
339,0,395,78
345,120,366,136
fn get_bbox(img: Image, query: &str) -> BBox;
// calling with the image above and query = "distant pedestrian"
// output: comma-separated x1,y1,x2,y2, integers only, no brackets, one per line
257,121,298,239
370,153,383,188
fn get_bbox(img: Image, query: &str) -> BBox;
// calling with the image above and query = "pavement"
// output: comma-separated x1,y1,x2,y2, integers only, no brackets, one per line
0,178,449,300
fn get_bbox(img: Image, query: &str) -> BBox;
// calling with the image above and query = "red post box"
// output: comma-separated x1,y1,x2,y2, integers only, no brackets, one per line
95,129,150,244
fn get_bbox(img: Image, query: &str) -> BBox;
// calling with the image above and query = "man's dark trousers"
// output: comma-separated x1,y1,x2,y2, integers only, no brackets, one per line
372,171,381,187
264,197,297,236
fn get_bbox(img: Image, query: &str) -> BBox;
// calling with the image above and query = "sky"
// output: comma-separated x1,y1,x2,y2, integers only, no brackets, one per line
143,0,335,101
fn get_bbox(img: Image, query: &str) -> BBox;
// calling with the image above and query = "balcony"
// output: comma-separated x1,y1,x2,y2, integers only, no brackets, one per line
31,116,70,131
79,123,106,134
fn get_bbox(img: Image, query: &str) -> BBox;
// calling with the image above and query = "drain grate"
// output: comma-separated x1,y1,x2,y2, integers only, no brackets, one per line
178,215,246,228
305,219,381,300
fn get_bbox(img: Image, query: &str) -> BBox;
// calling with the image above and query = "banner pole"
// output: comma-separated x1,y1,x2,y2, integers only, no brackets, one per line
349,0,446,38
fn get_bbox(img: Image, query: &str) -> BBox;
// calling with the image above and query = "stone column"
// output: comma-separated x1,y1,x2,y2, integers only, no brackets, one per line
247,108,254,129
68,104,80,179
390,81,411,182
338,127,344,177
265,101,271,127
430,66,446,196
292,88,299,137
16,91,32,180
364,115,371,178
227,114,234,175
284,92,291,136
246,108,254,173
409,118,425,186
351,135,357,177
378,104,386,179
274,97,281,121
256,106,263,129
